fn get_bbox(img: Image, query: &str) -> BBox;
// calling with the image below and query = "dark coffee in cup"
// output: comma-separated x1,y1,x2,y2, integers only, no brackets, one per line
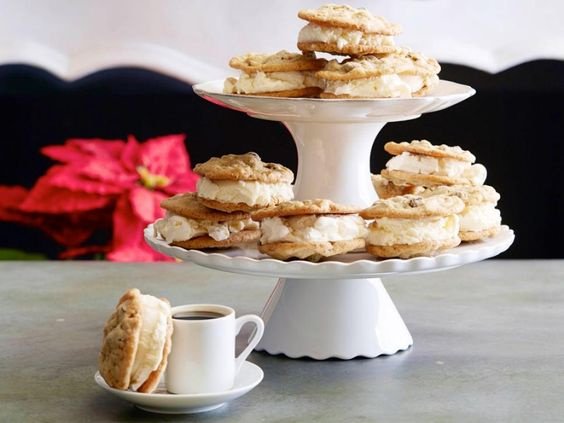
173,311,225,321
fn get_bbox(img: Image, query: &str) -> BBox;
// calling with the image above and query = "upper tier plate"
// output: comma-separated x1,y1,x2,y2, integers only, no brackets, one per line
145,225,514,279
193,79,475,122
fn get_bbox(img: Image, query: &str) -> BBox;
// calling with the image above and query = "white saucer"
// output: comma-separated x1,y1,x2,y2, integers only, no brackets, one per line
95,361,263,414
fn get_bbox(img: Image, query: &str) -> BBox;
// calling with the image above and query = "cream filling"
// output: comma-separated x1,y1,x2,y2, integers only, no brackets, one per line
154,214,259,242
386,152,487,185
367,215,459,246
298,23,395,49
260,215,368,244
197,177,294,207
324,74,433,98
460,204,501,232
225,70,322,94
129,295,170,391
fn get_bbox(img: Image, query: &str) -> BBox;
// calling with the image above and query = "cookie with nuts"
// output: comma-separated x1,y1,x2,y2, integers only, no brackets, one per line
360,194,464,258
154,193,260,249
317,51,440,98
224,50,326,97
420,185,502,241
297,4,401,56
252,199,367,261
194,152,295,213
99,289,173,393
380,140,487,187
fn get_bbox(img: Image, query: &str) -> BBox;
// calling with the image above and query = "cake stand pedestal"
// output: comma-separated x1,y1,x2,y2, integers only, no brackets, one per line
288,121,386,206
258,277,412,359
146,80,514,359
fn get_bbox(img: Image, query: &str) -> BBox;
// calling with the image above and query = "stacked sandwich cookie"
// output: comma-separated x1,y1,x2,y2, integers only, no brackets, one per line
252,199,368,261
224,4,440,99
153,152,294,250
420,185,502,241
98,289,173,393
317,50,440,98
224,50,327,97
297,4,401,56
380,140,487,188
371,139,503,244
155,193,260,249
373,139,485,200
194,152,294,212
360,194,464,259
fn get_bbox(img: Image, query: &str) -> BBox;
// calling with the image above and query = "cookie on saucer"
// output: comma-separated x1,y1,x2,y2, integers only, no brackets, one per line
155,193,260,249
380,140,487,187
317,50,440,98
224,50,327,97
297,4,401,56
99,289,173,393
421,185,502,241
251,199,367,261
360,194,464,258
194,152,294,212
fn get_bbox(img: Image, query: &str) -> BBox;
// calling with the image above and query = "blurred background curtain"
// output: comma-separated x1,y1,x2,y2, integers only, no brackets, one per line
0,0,563,258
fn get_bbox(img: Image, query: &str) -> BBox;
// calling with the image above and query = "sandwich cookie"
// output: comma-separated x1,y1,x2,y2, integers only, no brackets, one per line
224,50,327,97
154,192,260,249
252,199,368,261
194,152,294,212
372,173,424,199
380,140,487,187
317,50,440,99
99,288,173,393
297,4,401,56
360,194,464,259
421,185,502,241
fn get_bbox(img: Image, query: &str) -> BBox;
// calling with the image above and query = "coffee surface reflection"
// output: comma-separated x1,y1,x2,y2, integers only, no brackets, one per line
173,311,225,321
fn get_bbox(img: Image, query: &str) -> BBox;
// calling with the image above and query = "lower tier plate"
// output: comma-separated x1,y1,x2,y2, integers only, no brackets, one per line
144,225,514,279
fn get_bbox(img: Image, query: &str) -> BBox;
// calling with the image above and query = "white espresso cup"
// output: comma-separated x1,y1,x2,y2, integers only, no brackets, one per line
166,304,264,394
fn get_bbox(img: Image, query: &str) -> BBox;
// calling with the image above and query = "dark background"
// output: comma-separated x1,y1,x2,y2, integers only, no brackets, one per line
1,61,563,258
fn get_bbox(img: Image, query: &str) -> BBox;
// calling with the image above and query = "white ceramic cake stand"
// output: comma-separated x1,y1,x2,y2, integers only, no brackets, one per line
146,80,514,359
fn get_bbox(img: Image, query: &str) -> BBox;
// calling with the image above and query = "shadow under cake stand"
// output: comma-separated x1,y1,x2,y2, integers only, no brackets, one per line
145,80,515,360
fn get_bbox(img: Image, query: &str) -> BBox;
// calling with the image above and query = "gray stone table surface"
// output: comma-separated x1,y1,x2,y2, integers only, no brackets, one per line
1,260,563,422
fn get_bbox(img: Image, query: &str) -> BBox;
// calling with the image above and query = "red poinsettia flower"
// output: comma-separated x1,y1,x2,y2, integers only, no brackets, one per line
0,185,113,252
16,134,199,261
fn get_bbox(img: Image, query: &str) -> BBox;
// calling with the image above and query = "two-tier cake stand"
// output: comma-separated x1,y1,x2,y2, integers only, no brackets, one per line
145,80,514,360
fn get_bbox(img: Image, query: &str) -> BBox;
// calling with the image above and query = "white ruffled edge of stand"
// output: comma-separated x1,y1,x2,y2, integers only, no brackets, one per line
144,224,514,279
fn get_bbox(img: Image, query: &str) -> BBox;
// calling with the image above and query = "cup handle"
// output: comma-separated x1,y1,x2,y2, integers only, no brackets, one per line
234,314,264,374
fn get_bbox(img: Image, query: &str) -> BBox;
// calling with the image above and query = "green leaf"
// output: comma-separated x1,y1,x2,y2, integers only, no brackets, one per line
0,248,47,260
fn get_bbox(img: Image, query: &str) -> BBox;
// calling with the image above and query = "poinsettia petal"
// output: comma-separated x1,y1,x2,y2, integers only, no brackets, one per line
19,173,111,213
0,185,30,221
80,159,137,187
68,138,124,160
110,193,143,249
129,187,167,222
0,185,28,207
42,138,124,163
108,193,171,262
42,144,90,164
120,135,141,173
140,134,189,178
41,221,96,247
46,165,125,195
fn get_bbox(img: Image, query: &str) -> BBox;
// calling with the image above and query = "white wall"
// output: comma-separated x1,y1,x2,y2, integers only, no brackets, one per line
0,0,562,82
